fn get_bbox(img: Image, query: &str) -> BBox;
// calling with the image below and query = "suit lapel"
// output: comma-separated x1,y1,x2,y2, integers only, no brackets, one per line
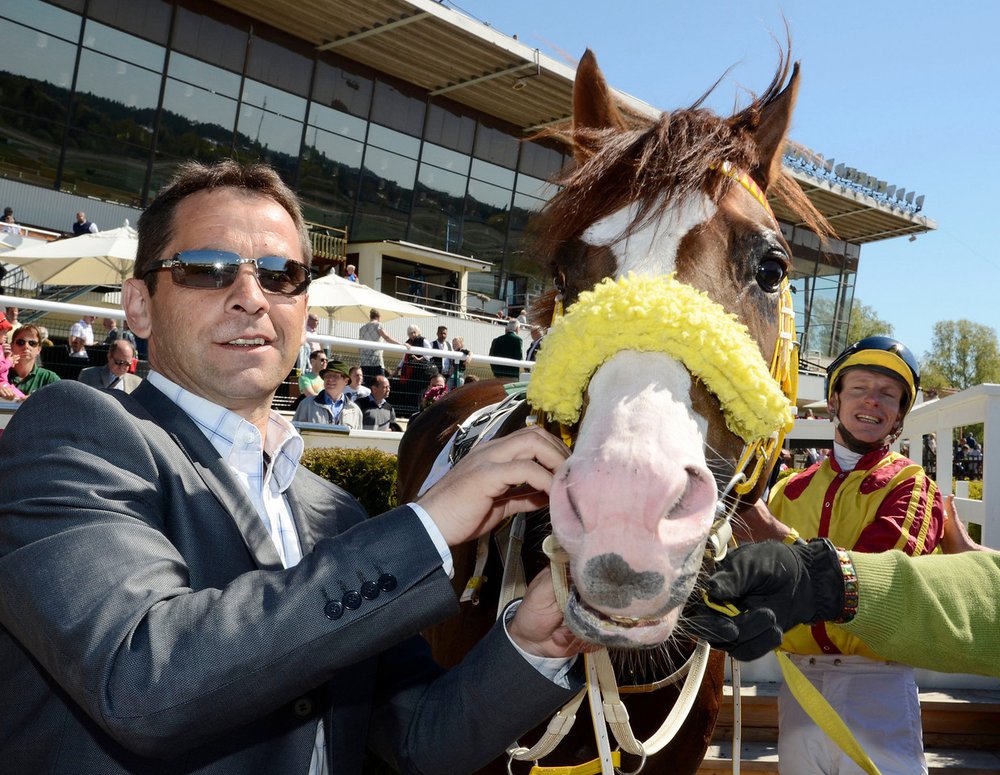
129,382,283,569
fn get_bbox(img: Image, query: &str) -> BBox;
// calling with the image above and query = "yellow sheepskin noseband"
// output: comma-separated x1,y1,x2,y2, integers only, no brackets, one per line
527,273,794,442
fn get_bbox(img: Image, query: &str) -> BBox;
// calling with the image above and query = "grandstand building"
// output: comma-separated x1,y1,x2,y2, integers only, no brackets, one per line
1,0,934,364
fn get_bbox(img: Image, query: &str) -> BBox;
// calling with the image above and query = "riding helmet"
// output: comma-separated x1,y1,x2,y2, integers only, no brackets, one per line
825,335,920,413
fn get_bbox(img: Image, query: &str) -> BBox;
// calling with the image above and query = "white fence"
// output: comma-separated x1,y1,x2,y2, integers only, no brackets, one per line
899,384,1000,549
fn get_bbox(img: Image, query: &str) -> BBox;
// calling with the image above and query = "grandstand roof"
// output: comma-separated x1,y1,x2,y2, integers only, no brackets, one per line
217,0,935,243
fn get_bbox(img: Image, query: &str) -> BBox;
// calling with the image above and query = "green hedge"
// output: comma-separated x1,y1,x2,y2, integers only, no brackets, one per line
301,447,398,516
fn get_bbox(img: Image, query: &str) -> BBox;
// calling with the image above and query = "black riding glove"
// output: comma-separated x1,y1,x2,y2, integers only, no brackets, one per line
686,538,845,662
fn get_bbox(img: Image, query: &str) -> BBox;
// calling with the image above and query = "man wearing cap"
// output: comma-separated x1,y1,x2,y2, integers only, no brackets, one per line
736,336,944,775
291,359,362,429
488,319,523,379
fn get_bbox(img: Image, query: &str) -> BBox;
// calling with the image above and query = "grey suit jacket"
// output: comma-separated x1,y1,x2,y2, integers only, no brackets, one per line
0,380,575,774
78,364,143,393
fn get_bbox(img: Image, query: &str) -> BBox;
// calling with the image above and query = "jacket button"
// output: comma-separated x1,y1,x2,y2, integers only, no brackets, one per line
378,573,397,592
324,600,344,620
343,590,362,610
361,580,380,600
293,697,314,717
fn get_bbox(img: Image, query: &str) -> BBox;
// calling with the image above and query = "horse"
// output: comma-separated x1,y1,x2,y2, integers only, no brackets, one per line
397,46,826,774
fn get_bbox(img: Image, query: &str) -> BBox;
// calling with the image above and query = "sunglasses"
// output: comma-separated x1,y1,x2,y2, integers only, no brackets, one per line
144,249,311,296
14,338,39,347
111,358,132,367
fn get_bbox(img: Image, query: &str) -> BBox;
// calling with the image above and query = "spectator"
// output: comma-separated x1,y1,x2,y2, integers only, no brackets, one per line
0,159,581,773
344,364,371,402
5,324,59,398
78,339,142,393
101,316,137,349
429,325,453,378
1,206,21,235
0,311,25,400
297,349,326,398
525,325,544,361
407,265,426,302
37,325,53,348
5,307,19,327
344,263,358,282
464,373,480,384
72,211,99,235
421,371,448,410
292,359,362,429
489,319,523,379
70,314,96,346
358,308,404,381
395,324,431,412
68,335,89,360
356,374,396,431
445,271,459,308
449,335,471,389
296,312,322,373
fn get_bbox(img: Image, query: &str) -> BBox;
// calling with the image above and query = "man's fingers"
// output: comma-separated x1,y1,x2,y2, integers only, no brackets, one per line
472,426,570,471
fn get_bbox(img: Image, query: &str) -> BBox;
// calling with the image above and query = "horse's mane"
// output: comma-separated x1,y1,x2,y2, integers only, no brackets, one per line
528,51,830,326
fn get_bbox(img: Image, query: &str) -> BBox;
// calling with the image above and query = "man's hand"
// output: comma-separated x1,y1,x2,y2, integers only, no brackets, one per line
733,499,794,544
507,568,598,659
686,539,844,661
418,426,570,546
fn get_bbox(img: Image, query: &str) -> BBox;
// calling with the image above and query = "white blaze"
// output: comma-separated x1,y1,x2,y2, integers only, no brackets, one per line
580,192,717,279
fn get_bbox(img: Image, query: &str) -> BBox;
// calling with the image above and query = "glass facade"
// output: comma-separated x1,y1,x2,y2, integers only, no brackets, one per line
0,0,568,304
1,0,856,355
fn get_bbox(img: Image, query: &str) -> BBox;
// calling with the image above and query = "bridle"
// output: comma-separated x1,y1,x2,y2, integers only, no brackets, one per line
504,165,798,774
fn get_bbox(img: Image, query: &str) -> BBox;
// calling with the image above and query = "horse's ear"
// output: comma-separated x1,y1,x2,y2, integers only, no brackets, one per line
750,62,800,192
572,49,626,162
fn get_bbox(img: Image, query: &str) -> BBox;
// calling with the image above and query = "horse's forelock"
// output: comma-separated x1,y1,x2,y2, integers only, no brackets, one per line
528,54,831,310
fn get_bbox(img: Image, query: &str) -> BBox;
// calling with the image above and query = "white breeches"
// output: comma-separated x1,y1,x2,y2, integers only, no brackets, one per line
777,654,926,775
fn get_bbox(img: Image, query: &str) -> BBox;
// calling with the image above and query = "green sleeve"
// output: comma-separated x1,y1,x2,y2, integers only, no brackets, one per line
841,550,1000,677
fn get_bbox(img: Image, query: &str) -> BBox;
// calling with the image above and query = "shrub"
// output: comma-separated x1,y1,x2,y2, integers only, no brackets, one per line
301,447,398,516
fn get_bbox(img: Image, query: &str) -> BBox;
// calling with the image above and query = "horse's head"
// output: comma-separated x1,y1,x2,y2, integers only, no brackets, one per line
527,50,826,649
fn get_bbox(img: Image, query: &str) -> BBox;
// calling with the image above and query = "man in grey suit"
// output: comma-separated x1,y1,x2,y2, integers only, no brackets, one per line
78,337,142,393
0,161,583,774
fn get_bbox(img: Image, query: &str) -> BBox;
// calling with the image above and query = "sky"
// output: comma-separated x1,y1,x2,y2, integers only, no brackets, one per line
448,0,1000,360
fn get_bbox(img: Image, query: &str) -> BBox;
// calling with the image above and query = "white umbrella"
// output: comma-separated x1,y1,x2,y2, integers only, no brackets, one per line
308,273,433,323
0,224,137,285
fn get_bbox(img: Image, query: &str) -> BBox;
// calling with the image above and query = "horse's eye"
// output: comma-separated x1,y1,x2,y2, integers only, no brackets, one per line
755,255,787,293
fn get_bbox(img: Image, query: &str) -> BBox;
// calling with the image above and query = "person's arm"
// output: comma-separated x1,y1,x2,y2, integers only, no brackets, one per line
690,539,1000,677
734,498,797,544
838,550,1000,676
940,493,991,553
379,328,403,346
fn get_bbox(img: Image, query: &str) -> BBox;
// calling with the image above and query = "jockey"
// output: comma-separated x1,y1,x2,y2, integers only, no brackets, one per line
764,336,944,775
824,335,919,453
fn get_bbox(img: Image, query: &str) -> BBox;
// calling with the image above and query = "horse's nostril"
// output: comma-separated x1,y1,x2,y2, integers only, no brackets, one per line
666,466,714,521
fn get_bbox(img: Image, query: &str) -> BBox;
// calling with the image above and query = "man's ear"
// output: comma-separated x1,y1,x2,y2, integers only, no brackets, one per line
122,278,152,339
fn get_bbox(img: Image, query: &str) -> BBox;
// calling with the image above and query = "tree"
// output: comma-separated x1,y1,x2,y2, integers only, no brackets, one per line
923,319,1000,390
847,299,894,344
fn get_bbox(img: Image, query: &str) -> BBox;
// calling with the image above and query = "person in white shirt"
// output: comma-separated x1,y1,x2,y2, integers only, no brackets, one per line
69,314,96,346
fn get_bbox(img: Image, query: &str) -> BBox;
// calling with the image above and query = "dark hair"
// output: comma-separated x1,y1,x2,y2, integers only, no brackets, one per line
135,159,311,293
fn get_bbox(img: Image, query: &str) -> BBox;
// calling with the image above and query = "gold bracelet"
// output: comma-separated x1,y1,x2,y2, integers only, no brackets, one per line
782,527,801,545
